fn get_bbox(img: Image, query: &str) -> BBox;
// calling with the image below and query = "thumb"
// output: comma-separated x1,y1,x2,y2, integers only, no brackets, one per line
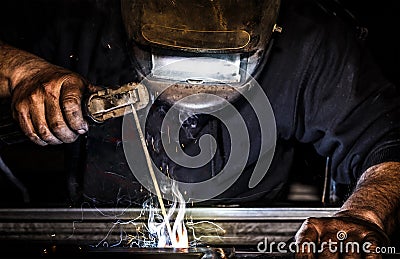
60,75,88,133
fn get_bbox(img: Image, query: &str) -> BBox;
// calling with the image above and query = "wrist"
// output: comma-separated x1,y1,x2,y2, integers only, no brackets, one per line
336,162,400,235
334,208,385,231
0,43,52,95
9,59,51,93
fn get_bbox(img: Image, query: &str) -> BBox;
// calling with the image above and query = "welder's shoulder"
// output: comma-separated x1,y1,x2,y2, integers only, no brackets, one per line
276,0,364,69
280,0,360,42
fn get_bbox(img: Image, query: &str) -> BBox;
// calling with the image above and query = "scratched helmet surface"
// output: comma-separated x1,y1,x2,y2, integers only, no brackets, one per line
121,0,281,112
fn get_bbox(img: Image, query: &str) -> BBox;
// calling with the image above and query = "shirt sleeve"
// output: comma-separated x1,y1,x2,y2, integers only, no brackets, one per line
295,15,400,184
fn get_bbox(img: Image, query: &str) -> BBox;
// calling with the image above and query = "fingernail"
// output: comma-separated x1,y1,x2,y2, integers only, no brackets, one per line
77,122,88,134
52,139,63,145
37,139,48,146
30,135,48,146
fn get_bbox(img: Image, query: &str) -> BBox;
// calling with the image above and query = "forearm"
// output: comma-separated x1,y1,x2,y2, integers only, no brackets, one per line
337,161,400,234
0,41,51,98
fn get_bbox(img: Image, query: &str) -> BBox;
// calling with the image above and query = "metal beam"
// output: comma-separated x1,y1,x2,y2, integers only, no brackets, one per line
0,207,339,246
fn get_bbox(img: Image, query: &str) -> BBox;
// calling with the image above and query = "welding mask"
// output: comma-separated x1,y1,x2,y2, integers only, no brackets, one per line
121,0,281,112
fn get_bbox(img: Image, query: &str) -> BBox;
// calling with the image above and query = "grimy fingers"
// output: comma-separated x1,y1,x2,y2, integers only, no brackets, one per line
295,218,319,259
364,236,383,259
60,76,88,134
28,89,62,145
44,80,78,143
14,101,47,146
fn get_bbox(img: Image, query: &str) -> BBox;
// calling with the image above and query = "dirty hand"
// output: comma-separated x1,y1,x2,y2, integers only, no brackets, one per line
294,211,389,258
11,66,89,146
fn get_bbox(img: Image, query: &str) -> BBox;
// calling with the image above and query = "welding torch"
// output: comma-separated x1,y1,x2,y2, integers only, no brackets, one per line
84,82,150,123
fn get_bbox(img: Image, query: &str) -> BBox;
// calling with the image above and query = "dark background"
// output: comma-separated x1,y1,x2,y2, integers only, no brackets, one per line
0,0,399,207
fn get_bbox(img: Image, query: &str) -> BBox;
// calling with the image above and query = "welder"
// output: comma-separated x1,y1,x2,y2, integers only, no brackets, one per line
1,0,400,257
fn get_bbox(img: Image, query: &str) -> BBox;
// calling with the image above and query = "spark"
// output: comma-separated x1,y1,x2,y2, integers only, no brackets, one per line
67,197,226,250
151,137,156,151
67,104,227,250
186,220,226,242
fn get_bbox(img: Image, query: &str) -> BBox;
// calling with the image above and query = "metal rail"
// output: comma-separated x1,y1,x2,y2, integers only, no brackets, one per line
0,207,338,221
0,207,338,246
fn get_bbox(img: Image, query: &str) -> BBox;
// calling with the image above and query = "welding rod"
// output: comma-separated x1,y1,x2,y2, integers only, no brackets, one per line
129,104,174,242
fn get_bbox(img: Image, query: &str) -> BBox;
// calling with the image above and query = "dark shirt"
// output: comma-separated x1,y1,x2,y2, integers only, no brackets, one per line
2,0,400,206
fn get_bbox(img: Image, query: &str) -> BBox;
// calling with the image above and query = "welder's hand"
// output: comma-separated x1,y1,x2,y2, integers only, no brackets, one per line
294,212,389,259
11,66,89,146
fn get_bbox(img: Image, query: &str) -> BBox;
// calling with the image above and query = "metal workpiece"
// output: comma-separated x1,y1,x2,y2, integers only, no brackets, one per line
0,207,338,246
89,247,236,259
85,82,149,123
0,207,338,221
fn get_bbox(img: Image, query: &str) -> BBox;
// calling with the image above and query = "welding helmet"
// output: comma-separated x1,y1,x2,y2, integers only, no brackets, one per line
121,0,281,112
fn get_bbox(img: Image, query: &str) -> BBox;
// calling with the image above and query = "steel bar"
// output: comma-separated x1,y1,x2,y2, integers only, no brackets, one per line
0,207,338,246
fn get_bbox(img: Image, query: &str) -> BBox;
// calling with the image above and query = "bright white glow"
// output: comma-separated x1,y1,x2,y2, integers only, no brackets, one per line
147,181,189,248
151,54,241,83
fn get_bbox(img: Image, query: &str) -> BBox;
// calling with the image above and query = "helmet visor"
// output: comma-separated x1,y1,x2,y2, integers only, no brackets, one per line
121,0,280,53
